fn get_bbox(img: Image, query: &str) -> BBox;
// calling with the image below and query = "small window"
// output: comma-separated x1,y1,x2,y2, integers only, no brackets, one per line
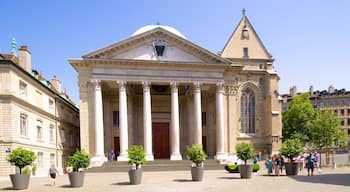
348,118,350,126
49,124,55,143
50,153,55,166
243,48,249,57
19,81,27,96
20,114,27,136
37,120,43,140
348,129,350,136
341,120,345,126
113,111,119,126
60,129,65,144
334,110,338,115
49,99,54,110
348,109,350,114
37,152,43,168
341,109,345,116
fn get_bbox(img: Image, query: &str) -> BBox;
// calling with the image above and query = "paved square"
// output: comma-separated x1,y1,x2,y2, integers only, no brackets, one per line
0,167,349,192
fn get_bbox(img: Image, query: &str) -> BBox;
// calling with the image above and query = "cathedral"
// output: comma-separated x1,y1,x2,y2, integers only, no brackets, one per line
69,10,282,166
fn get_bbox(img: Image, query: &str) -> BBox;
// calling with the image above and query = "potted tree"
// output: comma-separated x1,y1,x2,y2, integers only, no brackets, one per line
279,139,304,176
6,147,36,190
187,144,207,181
127,145,146,185
67,150,90,187
236,142,255,179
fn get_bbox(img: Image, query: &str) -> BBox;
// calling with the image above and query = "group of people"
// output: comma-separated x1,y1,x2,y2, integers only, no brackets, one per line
265,154,284,176
264,151,320,176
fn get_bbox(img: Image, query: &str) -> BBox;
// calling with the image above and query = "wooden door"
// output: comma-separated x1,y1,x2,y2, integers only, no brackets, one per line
152,122,170,159
114,137,120,157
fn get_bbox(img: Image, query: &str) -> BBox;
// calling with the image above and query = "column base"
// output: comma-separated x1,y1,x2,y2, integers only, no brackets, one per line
90,155,108,167
117,153,129,161
214,152,228,161
170,153,182,160
145,154,154,161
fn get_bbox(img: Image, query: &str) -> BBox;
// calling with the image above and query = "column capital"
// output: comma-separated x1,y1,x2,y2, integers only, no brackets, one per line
91,79,101,90
170,82,178,93
216,82,224,93
142,81,151,90
194,82,202,93
117,81,127,90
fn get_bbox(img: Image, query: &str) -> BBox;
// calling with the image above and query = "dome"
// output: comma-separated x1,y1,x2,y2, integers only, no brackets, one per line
132,25,186,39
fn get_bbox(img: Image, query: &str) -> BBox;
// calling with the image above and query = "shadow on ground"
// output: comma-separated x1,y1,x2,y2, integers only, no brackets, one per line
112,181,131,185
292,174,350,186
217,176,241,180
173,179,194,182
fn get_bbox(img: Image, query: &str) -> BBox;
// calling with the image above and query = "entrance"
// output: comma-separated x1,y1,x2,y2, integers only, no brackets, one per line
114,137,120,157
152,122,170,159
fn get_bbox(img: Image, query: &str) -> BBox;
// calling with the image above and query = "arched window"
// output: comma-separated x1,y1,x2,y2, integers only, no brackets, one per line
240,88,255,134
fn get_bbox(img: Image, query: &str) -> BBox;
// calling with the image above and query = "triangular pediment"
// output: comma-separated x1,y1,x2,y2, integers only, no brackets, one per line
83,27,231,64
221,15,271,60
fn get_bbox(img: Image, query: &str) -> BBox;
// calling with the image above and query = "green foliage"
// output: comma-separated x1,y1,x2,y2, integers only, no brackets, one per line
67,150,90,172
31,163,37,176
7,147,36,174
309,109,348,149
235,142,255,165
186,144,207,167
127,145,146,169
253,163,260,172
22,167,31,174
224,164,239,173
279,139,304,162
282,93,316,143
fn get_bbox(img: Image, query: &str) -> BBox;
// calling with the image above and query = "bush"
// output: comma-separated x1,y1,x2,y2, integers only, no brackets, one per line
279,139,304,162
127,145,146,169
224,164,239,173
253,164,260,172
236,142,255,165
7,147,36,174
22,167,31,174
187,144,207,167
67,150,90,172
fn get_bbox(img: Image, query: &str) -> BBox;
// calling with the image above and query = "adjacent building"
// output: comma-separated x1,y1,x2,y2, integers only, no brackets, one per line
69,11,282,166
0,44,80,176
282,85,350,144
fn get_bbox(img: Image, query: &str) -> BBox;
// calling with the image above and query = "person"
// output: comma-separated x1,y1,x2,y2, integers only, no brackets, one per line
48,164,59,186
279,155,285,174
306,152,315,176
265,156,273,176
108,150,115,162
314,151,321,174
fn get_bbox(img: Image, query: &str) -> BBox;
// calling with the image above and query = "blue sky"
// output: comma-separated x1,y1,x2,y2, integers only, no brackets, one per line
1,0,350,104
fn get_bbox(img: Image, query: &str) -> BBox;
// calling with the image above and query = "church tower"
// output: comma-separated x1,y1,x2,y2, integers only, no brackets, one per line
220,9,282,155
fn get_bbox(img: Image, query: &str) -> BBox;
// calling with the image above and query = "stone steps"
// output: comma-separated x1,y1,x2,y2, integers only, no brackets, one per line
87,159,224,172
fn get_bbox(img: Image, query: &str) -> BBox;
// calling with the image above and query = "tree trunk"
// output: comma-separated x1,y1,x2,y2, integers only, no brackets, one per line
325,148,330,165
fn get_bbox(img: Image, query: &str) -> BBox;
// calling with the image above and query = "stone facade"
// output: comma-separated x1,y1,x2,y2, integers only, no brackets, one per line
69,12,282,166
0,47,79,176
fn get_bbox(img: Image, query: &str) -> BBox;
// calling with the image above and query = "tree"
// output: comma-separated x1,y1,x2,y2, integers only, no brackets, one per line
279,139,304,162
282,93,316,143
127,145,146,169
235,142,256,165
309,109,348,165
7,147,36,174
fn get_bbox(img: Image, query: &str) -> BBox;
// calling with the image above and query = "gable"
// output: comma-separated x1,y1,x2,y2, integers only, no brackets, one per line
221,15,271,60
83,28,231,64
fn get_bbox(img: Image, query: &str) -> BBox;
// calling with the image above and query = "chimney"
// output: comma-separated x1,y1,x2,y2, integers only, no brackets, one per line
309,85,314,95
289,86,297,97
51,75,62,92
18,46,32,72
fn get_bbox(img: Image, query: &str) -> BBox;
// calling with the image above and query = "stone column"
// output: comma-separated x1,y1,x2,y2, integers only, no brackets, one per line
142,81,154,161
118,81,129,161
91,80,107,167
215,83,227,160
170,82,182,160
194,82,202,145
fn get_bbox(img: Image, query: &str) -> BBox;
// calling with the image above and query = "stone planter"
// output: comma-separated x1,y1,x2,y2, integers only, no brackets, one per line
239,164,253,179
129,168,142,185
191,167,204,181
10,173,30,190
285,162,299,176
68,171,85,187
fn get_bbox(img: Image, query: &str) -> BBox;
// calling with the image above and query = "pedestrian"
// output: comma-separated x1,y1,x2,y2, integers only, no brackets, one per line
265,155,273,176
48,164,59,186
306,152,315,176
109,150,115,162
274,154,281,176
279,155,285,174
314,151,321,174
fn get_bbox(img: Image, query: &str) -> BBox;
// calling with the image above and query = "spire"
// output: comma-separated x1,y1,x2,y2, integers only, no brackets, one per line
242,8,246,16
11,38,17,56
